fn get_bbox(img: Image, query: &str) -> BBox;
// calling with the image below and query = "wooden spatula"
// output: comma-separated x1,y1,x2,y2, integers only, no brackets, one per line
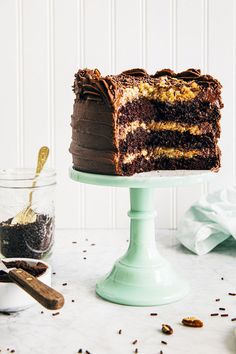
0,260,64,310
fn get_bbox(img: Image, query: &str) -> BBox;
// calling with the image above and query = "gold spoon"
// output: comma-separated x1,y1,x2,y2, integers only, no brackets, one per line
11,146,50,225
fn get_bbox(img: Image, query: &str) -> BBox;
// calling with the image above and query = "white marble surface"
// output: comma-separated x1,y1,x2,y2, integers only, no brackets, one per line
1,229,236,354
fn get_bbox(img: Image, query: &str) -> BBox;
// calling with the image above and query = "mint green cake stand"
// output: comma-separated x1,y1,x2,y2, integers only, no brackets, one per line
70,168,212,306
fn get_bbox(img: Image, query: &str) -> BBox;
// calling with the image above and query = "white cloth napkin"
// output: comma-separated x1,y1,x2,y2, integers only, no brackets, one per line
176,187,236,255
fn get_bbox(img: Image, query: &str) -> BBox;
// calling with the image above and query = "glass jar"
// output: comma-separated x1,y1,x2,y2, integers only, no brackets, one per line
0,169,56,259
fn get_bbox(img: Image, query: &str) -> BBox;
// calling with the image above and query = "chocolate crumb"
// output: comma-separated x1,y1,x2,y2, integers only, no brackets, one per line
77,350,82,353
72,300,75,303
160,351,163,354
85,351,90,354
91,243,95,246
231,318,236,321
210,313,219,316
132,340,138,345
228,293,236,296
221,277,224,280
161,340,167,345
52,312,60,316
221,314,229,317
219,307,225,311
0,311,11,316
150,313,158,316
41,311,44,314
0,214,54,259
52,272,56,275
134,349,138,353
215,298,220,302
118,329,122,334
83,250,87,253
72,241,77,244
10,350,15,353
83,257,87,260
62,283,67,286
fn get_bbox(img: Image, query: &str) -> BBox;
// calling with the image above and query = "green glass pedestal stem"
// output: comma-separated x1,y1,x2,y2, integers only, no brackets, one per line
121,188,159,267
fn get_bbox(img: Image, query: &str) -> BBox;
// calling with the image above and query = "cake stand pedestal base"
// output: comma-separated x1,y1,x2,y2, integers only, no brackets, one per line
96,188,188,306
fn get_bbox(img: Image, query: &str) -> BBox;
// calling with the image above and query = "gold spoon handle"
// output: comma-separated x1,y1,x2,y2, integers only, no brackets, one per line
28,146,49,206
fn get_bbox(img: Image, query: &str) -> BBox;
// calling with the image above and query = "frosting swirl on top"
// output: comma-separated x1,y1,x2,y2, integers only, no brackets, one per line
73,68,223,108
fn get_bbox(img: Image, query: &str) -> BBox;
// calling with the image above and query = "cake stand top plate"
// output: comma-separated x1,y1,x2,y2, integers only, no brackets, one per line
69,168,214,188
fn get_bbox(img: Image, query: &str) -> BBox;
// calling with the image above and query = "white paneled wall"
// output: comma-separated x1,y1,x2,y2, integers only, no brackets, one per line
0,0,235,229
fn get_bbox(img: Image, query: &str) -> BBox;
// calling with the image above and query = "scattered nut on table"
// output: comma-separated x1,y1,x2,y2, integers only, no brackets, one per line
182,317,203,327
162,324,173,335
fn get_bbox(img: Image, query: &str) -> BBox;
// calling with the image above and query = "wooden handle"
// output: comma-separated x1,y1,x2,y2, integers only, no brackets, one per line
8,268,64,310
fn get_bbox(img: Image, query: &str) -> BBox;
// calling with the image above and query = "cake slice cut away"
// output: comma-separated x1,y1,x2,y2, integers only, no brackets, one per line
70,68,223,176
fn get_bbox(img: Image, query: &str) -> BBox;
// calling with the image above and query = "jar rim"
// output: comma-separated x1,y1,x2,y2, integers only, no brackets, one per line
0,168,56,182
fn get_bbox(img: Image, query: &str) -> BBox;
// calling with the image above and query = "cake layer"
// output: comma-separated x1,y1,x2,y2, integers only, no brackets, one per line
119,129,217,152
121,154,220,176
118,99,221,125
154,100,221,124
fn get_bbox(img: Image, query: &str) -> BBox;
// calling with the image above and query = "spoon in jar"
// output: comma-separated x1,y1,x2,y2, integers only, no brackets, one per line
11,146,49,225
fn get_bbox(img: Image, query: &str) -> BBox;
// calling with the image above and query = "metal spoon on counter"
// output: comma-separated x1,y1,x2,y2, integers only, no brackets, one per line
0,260,64,310
11,146,49,225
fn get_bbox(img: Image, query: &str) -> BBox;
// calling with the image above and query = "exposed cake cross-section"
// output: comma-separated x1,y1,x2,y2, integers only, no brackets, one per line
70,68,223,176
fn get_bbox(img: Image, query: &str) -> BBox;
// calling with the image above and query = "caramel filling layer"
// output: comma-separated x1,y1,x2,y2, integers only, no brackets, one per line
123,147,203,164
119,120,204,140
119,77,200,106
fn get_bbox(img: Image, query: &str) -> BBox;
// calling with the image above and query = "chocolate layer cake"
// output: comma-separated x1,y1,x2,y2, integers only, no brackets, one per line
70,68,223,176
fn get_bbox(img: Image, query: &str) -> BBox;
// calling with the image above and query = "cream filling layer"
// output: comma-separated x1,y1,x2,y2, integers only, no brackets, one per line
119,78,200,106
123,148,203,164
119,120,204,140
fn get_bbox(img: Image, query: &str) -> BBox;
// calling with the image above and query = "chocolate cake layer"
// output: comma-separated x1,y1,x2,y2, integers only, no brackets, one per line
118,99,221,125
119,129,217,152
121,154,220,176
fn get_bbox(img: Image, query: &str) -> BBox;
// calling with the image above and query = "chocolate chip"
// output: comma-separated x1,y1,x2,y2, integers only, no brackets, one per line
52,312,60,316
